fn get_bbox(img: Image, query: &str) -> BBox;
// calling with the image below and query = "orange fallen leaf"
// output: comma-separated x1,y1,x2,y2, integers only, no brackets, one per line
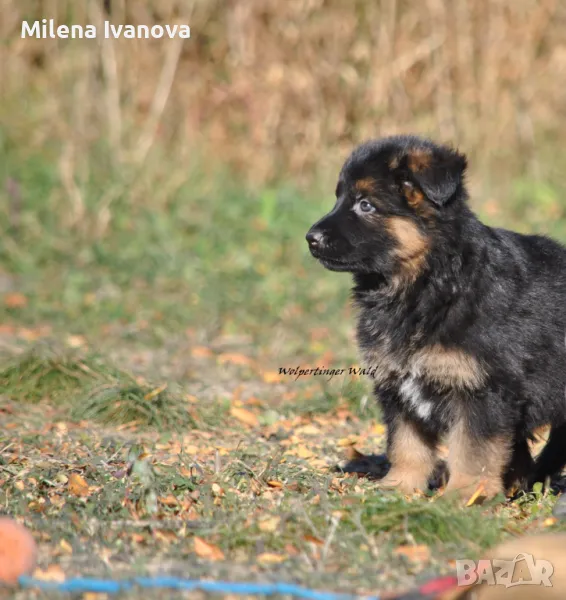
193,536,224,561
245,396,264,407
230,407,259,428
159,495,179,507
68,473,90,497
4,292,27,308
58,539,73,555
295,424,321,436
191,346,213,358
394,544,430,563
18,327,48,341
154,530,178,543
338,436,358,447
304,534,324,546
465,483,486,507
217,353,254,367
266,480,283,488
262,371,283,383
33,564,66,582
544,517,557,527
257,552,287,565
371,423,386,436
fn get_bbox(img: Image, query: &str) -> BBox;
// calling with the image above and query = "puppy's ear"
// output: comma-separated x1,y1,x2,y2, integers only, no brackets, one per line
406,146,467,207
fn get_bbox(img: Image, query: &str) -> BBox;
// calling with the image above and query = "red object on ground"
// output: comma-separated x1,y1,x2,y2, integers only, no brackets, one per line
0,517,38,585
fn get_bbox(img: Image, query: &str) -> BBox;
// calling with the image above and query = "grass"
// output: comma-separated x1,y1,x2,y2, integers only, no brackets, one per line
2,134,566,598
0,346,198,431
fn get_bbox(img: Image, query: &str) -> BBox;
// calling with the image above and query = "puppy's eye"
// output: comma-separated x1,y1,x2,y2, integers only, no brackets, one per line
359,200,375,213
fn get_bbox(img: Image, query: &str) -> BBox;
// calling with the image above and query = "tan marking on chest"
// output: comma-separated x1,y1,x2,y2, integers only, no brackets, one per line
410,345,485,389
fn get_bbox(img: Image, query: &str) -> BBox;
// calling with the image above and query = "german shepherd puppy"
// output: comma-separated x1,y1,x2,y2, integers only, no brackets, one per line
306,135,566,498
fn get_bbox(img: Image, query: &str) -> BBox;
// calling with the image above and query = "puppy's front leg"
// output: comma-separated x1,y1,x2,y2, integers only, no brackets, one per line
379,416,438,494
445,417,512,499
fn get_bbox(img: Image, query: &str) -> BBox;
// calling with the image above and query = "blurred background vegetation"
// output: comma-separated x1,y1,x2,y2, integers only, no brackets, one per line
1,0,566,362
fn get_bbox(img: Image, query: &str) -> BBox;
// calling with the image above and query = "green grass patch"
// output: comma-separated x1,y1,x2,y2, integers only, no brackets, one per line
76,382,197,430
0,345,197,431
0,345,111,404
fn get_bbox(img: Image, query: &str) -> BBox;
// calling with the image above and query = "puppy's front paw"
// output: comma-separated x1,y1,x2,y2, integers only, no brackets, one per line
377,468,428,495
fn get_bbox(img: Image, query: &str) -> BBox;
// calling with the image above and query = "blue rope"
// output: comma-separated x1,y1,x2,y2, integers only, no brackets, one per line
18,576,380,599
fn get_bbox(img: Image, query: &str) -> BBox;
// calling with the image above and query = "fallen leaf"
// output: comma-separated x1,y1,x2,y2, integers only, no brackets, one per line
230,407,259,428
193,536,224,561
266,480,283,488
19,327,47,341
257,552,287,565
304,534,323,546
4,292,27,308
295,424,321,436
465,483,486,507
295,445,314,459
144,384,167,400
33,564,66,582
191,346,213,358
59,539,73,555
211,483,224,497
245,396,264,407
258,516,280,533
66,334,86,348
394,544,430,563
371,423,387,436
159,495,179,507
218,353,254,367
262,371,283,383
544,517,557,527
154,530,178,543
338,436,358,447
68,473,90,497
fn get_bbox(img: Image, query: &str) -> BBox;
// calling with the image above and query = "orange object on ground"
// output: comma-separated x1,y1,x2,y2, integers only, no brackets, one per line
0,517,38,585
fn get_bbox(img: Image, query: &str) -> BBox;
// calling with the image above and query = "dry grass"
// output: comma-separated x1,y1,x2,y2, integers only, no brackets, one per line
2,0,566,194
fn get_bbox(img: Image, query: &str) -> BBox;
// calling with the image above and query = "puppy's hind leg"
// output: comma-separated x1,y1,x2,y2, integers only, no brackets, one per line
530,423,566,487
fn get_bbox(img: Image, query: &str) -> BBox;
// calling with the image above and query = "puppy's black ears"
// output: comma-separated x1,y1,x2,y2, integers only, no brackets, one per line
404,145,467,207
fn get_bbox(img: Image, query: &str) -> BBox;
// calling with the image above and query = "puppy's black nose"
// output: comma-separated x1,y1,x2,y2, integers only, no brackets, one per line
306,230,324,248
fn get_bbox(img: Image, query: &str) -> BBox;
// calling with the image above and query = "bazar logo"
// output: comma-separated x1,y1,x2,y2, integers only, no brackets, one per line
456,553,553,588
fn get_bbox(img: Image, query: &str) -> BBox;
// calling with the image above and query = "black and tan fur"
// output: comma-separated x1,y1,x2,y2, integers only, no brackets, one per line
306,135,566,498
